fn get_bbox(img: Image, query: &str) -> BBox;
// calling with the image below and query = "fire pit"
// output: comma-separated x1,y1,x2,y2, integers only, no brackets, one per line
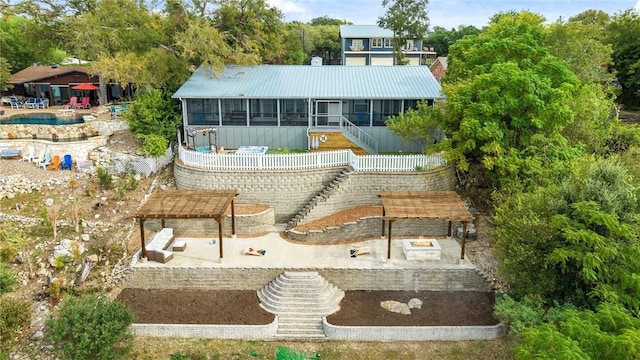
402,239,441,260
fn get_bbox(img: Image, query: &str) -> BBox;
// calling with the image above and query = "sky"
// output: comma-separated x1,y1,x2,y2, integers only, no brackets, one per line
267,0,640,29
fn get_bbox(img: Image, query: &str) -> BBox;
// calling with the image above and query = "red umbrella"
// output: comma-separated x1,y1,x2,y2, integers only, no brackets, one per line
72,83,98,90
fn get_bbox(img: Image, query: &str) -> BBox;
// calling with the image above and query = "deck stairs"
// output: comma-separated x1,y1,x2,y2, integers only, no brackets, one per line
258,271,344,340
309,116,378,155
286,167,352,230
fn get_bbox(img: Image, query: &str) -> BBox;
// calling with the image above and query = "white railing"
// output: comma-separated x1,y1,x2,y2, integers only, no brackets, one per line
178,145,446,172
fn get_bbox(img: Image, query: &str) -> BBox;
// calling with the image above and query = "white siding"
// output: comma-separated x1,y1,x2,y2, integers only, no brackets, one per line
345,57,367,66
371,57,394,66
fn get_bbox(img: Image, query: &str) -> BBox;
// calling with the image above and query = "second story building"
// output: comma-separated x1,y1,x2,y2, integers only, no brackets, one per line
339,25,436,66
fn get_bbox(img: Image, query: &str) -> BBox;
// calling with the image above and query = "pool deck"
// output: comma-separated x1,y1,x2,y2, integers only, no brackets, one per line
0,105,106,121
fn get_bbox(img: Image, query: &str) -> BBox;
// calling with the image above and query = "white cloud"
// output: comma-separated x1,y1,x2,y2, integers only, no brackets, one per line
267,0,305,14
636,0,640,10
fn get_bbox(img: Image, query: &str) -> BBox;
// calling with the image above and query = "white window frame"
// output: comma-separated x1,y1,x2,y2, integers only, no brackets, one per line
371,38,382,48
405,40,414,51
351,39,363,51
384,38,393,48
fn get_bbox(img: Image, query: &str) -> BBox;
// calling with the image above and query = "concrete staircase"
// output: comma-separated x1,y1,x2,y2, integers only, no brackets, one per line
258,271,344,340
285,167,352,230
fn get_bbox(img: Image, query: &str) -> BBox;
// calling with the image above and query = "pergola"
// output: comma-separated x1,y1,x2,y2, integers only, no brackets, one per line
134,189,238,261
379,191,474,260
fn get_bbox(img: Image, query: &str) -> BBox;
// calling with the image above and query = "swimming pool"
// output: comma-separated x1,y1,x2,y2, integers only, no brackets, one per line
2,113,85,125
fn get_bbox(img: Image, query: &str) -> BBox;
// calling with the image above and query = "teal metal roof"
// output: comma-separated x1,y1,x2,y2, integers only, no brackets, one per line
339,25,394,38
173,65,443,100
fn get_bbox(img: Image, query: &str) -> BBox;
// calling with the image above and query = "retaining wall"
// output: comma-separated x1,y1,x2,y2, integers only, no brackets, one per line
322,319,507,341
174,162,455,223
143,207,276,237
174,163,344,222
287,217,451,243
131,320,278,339
124,267,490,292
300,166,455,225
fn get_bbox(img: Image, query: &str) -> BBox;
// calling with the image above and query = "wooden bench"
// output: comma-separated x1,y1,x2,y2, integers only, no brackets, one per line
145,228,175,263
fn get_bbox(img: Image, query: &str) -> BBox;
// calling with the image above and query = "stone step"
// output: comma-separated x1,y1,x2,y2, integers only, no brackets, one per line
278,322,323,331
278,316,322,325
258,289,342,304
260,303,338,316
274,333,326,340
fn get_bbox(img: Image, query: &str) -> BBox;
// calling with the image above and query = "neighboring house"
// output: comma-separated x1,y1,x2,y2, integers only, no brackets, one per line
429,57,448,83
9,65,134,106
173,64,444,154
339,25,437,66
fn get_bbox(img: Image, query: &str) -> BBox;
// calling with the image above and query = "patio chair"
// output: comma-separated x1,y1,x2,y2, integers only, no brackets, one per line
32,150,46,165
37,152,52,170
47,155,61,171
21,146,36,162
9,98,24,109
63,97,77,109
61,154,73,170
35,98,49,108
74,97,91,109
25,98,38,109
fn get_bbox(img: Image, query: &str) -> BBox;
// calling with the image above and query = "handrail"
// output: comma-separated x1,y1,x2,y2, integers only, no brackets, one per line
340,116,379,154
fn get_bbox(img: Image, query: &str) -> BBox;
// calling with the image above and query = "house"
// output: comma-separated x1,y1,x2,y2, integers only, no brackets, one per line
173,64,444,154
429,57,448,83
9,65,134,106
339,25,437,66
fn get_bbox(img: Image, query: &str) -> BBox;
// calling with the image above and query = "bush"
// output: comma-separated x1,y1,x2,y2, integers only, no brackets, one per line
0,264,17,295
46,293,134,360
0,297,31,355
96,167,113,189
0,222,27,262
494,294,545,334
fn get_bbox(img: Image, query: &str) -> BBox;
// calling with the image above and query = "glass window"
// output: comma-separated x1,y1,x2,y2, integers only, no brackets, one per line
384,38,393,48
371,38,382,48
405,40,414,51
221,99,246,125
250,99,277,126
351,39,363,51
280,99,308,126
188,99,219,125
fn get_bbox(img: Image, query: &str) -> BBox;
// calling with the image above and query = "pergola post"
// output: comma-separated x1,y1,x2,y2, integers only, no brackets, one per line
387,220,394,260
161,219,165,228
139,219,146,259
460,222,468,261
231,199,236,238
447,221,452,238
381,208,386,239
218,219,224,263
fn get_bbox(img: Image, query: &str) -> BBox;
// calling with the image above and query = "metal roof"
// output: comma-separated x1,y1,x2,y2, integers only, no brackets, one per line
173,65,443,100
339,25,394,38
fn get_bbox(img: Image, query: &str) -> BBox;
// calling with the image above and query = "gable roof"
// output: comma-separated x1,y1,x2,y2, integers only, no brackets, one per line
429,57,448,70
10,65,94,84
173,65,443,100
339,25,394,38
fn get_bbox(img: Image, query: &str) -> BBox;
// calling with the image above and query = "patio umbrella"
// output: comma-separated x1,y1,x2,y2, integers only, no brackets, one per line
72,83,98,90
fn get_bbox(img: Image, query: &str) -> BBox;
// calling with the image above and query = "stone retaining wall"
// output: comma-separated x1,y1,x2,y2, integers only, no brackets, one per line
287,217,451,243
322,319,507,341
124,266,490,292
143,207,276,237
0,136,109,162
300,166,455,225
174,162,455,223
174,163,344,222
131,320,278,339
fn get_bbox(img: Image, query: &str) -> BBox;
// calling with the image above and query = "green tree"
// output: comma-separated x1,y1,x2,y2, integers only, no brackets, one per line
212,0,286,64
606,9,640,109
495,157,640,311
516,303,640,359
385,100,445,149
439,11,581,191
423,25,480,57
46,293,134,360
124,88,181,147
310,16,348,26
378,0,430,65
0,57,12,92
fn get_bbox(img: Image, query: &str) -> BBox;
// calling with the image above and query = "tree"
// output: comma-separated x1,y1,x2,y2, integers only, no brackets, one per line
606,9,640,109
385,100,445,149
0,57,12,92
123,88,182,149
212,0,286,64
494,157,640,311
46,293,134,360
378,0,430,65
438,11,582,191
310,16,348,26
423,25,480,57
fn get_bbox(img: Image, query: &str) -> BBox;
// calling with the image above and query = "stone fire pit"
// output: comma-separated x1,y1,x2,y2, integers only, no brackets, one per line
402,239,442,260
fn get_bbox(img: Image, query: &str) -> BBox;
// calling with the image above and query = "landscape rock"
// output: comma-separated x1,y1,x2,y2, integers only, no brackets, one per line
455,223,477,240
408,298,423,309
380,300,411,315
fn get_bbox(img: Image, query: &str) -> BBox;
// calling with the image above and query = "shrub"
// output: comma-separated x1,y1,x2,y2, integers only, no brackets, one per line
0,297,31,355
0,264,17,294
0,222,27,263
46,293,134,360
96,167,113,189
494,294,545,334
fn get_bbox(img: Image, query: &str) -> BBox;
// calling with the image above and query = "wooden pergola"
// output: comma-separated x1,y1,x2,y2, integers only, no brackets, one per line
379,191,475,260
134,189,238,261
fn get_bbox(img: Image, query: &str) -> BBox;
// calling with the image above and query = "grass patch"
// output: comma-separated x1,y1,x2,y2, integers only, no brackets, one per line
266,148,307,154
